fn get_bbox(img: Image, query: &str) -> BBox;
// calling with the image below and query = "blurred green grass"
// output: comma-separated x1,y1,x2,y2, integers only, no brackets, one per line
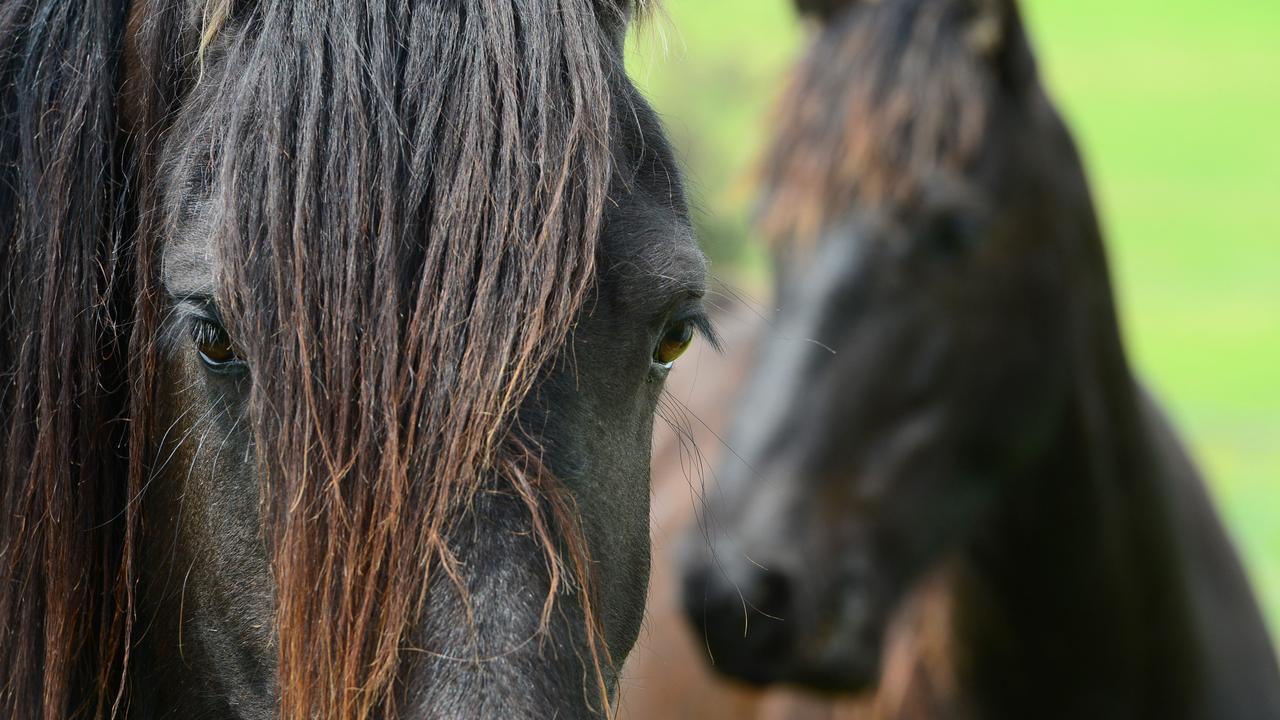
629,0,1280,638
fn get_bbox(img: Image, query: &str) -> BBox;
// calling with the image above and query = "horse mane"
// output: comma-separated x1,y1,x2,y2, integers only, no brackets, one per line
2,1,644,718
1,2,135,717
759,0,1030,246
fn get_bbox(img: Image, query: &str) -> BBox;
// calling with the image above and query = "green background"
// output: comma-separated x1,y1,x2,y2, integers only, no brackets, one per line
628,0,1280,641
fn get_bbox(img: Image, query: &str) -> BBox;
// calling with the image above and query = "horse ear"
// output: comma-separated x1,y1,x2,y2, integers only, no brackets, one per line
794,0,868,23
965,0,1039,93
593,0,637,50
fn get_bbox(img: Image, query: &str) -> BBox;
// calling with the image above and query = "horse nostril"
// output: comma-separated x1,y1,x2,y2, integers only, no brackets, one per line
751,568,793,622
679,558,799,685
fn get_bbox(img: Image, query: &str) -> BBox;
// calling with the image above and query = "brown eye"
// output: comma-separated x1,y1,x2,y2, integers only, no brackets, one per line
192,319,244,371
654,320,694,368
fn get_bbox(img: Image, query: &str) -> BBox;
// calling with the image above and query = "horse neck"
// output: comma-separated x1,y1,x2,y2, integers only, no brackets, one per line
950,250,1205,718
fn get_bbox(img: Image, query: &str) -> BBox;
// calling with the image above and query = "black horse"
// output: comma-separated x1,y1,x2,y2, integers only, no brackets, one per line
679,0,1280,717
1,1,714,717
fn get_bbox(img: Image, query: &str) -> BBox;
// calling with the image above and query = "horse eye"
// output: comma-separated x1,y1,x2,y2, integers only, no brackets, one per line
653,320,695,368
924,210,982,257
191,319,244,371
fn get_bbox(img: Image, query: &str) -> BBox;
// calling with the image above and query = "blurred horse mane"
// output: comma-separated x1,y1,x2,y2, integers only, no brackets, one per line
760,0,1023,246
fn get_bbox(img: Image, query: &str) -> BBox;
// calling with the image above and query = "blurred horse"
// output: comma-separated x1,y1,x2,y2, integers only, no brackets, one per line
675,0,1280,718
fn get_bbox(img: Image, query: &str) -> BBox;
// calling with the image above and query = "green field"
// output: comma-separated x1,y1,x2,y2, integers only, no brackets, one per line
628,1,1280,639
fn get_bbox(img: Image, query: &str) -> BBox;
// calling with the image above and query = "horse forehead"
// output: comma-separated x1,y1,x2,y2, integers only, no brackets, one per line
159,211,706,301
161,213,218,298
604,208,706,299
653,223,706,292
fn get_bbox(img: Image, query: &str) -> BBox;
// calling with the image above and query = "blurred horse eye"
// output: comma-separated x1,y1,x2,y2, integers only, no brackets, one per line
925,210,982,257
654,320,694,367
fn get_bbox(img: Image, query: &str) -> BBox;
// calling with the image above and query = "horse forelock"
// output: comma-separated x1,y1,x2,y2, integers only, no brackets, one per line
759,0,1007,249
180,2,628,717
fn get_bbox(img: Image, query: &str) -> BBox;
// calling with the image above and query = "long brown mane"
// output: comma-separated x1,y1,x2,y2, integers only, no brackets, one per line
1,3,133,718
2,1,642,718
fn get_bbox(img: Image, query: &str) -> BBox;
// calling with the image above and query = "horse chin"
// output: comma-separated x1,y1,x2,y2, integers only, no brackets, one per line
717,644,882,696
696,627,797,688
785,659,880,697
786,623,886,696
745,584,891,696
703,615,887,697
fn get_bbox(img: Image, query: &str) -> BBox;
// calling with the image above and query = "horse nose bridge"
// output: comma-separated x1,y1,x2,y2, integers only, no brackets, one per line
728,304,841,455
724,343,855,505
719,453,816,548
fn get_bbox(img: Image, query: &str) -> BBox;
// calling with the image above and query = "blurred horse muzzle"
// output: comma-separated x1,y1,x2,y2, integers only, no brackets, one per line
678,535,887,694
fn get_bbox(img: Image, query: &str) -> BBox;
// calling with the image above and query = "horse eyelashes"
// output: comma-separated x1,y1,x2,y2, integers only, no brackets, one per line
654,319,695,367
189,317,243,369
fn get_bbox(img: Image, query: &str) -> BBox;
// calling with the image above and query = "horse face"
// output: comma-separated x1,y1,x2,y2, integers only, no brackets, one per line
138,5,705,716
681,0,1084,693
148,161,705,716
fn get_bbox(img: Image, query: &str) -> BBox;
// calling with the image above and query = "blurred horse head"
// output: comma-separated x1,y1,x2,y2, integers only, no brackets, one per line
683,0,1068,688
679,0,1280,715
